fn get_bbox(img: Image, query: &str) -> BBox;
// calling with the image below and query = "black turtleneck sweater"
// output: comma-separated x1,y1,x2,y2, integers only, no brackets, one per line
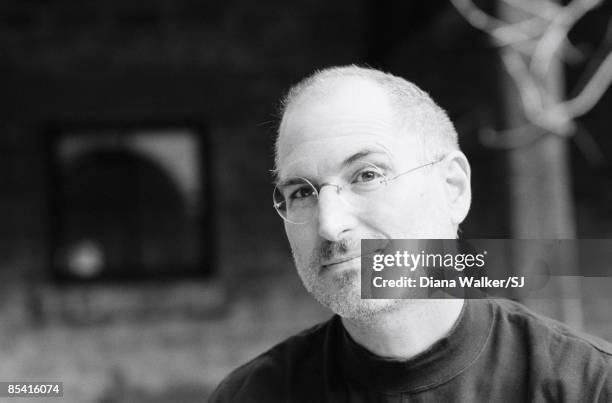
209,299,612,402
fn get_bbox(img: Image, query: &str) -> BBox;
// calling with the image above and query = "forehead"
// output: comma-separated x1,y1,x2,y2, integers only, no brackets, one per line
277,77,418,179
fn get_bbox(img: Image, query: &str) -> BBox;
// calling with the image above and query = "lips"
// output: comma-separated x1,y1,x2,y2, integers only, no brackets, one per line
320,246,387,270
321,255,361,268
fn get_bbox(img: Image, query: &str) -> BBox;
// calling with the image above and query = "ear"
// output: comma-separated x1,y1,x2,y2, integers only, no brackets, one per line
440,151,471,226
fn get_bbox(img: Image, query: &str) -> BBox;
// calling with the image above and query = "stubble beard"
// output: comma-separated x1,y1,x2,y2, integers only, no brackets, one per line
293,247,403,323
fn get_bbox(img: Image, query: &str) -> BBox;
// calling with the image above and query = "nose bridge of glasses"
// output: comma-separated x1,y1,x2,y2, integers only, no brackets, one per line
318,182,342,195
317,182,355,210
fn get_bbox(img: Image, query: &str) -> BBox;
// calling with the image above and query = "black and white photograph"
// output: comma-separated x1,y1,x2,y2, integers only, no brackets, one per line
1,0,612,402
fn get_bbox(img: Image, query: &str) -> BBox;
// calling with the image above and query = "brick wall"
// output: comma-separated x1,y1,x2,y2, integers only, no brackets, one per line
1,1,611,401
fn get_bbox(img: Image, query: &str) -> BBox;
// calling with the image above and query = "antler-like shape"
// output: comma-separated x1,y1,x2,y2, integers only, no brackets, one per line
530,0,603,77
451,0,545,45
555,50,612,118
451,0,612,146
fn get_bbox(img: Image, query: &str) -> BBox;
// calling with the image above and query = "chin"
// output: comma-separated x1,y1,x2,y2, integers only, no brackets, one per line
301,267,402,322
328,296,403,323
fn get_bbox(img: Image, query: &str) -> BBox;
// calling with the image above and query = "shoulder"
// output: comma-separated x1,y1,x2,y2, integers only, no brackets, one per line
489,299,612,398
208,317,335,403
491,300,612,401
490,298,612,359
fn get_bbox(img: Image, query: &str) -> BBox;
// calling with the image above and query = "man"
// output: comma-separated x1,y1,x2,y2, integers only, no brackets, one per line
210,66,612,402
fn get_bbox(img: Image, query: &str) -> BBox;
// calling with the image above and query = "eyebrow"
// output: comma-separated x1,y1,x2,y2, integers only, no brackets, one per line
276,177,309,188
341,149,389,168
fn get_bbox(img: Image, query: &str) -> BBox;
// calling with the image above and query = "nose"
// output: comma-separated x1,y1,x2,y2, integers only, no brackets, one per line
316,184,357,242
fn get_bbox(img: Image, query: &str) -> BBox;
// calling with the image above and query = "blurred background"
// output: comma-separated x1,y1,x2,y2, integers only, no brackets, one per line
1,0,611,401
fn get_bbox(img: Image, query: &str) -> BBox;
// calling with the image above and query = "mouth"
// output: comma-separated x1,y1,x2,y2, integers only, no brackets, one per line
321,255,361,269
320,247,386,270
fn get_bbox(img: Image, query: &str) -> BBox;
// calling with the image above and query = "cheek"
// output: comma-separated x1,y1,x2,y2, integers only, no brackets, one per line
363,201,421,237
362,186,448,238
285,223,318,259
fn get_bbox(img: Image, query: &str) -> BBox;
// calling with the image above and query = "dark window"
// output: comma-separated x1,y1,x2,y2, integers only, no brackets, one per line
48,125,213,283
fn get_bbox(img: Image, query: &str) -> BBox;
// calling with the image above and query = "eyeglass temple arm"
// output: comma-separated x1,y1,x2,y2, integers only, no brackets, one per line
388,157,445,182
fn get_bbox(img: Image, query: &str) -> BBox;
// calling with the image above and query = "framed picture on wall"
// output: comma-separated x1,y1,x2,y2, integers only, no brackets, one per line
47,123,214,283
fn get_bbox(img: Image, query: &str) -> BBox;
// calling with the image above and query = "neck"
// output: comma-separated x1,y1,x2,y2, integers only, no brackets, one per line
341,299,465,360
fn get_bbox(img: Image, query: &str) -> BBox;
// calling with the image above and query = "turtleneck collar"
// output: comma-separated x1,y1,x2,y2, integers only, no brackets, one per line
336,299,494,393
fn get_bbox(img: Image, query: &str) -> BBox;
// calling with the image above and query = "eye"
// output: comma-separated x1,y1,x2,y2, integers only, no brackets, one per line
353,168,383,183
290,185,315,200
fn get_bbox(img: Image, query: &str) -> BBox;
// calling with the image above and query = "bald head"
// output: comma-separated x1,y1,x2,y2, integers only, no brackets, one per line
275,66,459,172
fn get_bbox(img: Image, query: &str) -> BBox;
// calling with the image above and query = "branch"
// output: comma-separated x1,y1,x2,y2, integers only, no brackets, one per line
555,50,612,118
478,124,547,149
451,0,580,61
501,49,577,135
530,0,604,78
573,123,606,165
501,0,562,20
450,0,544,45
491,18,547,46
452,0,612,139
500,50,545,112
450,0,503,31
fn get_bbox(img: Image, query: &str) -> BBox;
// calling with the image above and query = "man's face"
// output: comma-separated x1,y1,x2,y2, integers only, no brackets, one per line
276,78,457,320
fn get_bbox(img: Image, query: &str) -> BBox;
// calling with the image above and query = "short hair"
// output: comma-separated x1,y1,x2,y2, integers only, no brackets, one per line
275,65,459,172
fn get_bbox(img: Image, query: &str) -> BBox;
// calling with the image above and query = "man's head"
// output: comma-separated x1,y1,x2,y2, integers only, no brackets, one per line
274,66,471,321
